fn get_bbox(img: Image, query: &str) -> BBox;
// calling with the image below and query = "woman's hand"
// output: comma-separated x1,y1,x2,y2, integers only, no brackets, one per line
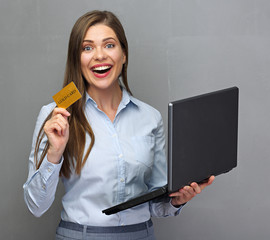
169,176,215,207
43,108,70,164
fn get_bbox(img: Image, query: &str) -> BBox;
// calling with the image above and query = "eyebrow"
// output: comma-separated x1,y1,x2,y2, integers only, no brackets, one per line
83,37,117,43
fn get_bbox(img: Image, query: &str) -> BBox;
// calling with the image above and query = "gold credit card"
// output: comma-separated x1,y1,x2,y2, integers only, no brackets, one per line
52,82,82,109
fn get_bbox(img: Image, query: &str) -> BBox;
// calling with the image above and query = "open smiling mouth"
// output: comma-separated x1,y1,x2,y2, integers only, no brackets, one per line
91,65,112,74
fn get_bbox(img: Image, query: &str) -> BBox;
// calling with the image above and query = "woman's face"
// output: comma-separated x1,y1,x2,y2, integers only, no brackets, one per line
81,24,126,94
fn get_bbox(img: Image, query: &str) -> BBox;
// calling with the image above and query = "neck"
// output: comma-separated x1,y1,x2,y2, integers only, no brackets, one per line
87,84,122,121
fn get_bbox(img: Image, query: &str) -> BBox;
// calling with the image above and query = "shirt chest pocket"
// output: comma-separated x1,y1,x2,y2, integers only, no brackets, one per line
131,135,155,168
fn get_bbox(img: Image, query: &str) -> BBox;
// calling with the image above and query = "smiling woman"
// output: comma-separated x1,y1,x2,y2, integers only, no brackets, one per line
23,10,214,240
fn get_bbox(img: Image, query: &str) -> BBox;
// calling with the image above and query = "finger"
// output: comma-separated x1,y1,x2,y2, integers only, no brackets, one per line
170,188,191,199
169,192,185,204
50,111,70,133
169,185,195,197
52,107,70,119
169,191,180,198
198,176,215,190
208,175,215,184
169,189,183,197
175,188,194,204
51,122,63,136
53,114,69,129
45,117,68,136
170,187,197,205
190,182,201,194
183,186,197,197
54,118,69,136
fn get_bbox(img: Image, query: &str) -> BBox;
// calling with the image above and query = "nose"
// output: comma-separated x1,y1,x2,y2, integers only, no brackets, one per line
94,47,107,61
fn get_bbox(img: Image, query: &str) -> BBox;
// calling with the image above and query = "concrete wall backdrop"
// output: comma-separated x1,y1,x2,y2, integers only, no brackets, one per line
0,0,269,239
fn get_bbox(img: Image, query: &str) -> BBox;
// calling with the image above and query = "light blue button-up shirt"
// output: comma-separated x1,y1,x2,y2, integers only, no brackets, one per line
23,88,182,226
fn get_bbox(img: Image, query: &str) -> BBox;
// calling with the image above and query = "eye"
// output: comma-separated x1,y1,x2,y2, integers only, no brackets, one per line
83,45,93,51
105,43,115,49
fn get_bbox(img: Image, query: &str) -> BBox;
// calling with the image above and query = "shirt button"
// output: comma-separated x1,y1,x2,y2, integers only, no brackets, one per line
120,178,125,183
118,154,123,158
48,168,52,172
42,185,46,190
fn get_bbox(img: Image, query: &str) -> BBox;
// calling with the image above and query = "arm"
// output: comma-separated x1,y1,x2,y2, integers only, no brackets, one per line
23,105,69,217
147,112,182,217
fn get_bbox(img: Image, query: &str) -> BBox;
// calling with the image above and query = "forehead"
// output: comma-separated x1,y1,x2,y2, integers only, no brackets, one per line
84,24,118,41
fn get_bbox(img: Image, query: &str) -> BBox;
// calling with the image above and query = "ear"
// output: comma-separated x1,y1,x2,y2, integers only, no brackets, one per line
122,52,126,65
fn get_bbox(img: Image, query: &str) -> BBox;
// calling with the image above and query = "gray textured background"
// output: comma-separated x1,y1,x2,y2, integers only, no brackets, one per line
1,0,269,239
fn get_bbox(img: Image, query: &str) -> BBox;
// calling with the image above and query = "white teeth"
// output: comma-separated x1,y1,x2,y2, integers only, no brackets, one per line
93,66,111,71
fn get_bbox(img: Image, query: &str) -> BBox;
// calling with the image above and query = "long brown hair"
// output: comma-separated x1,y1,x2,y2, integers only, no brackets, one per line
34,10,131,178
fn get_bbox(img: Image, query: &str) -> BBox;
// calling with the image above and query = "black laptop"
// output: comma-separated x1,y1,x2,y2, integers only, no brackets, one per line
102,86,239,215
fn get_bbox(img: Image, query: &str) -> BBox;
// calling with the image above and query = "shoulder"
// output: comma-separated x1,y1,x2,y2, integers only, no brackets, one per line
36,102,56,125
39,102,56,117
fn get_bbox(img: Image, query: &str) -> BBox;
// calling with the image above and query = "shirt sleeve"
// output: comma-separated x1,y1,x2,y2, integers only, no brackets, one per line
23,104,63,217
149,196,185,217
147,111,184,217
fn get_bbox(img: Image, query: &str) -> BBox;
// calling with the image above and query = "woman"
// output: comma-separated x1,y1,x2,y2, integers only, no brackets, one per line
23,10,214,240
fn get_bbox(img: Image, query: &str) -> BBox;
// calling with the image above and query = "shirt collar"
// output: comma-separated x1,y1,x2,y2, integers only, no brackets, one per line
85,87,139,109
85,91,96,107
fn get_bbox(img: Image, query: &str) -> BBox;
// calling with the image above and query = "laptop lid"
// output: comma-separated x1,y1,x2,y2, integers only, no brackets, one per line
168,86,239,192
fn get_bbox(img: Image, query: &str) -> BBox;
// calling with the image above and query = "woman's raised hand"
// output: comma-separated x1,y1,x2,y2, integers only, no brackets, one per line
44,108,70,164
